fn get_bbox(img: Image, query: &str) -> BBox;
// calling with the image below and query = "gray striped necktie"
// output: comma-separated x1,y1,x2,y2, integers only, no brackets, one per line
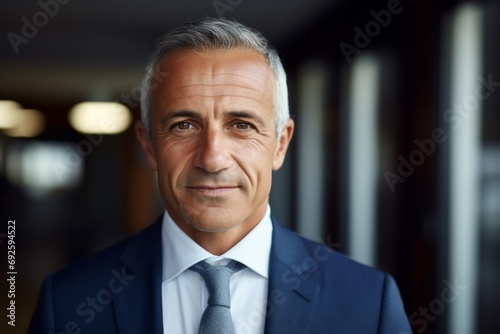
190,260,246,334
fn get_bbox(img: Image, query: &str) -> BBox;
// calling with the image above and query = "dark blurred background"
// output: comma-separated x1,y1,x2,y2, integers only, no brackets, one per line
1,0,500,333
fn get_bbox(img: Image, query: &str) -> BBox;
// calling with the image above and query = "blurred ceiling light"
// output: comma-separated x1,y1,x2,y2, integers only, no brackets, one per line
0,100,23,129
69,102,132,134
0,104,46,137
6,141,83,193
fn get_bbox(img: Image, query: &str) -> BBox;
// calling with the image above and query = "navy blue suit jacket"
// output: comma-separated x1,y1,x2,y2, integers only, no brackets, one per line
29,216,411,333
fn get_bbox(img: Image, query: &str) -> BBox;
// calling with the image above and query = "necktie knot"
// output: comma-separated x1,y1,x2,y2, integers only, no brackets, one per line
189,260,246,334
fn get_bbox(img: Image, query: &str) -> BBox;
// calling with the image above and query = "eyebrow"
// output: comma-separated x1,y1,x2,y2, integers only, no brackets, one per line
158,109,267,128
159,110,201,129
224,110,266,127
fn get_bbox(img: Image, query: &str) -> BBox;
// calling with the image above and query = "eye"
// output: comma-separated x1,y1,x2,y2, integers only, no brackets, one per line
233,122,254,130
172,121,194,130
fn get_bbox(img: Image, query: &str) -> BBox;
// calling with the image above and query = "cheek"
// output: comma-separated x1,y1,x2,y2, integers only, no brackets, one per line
232,140,276,185
231,137,275,160
156,141,194,182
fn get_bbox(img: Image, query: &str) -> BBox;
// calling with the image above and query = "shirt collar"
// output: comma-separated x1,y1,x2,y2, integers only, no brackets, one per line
161,205,273,283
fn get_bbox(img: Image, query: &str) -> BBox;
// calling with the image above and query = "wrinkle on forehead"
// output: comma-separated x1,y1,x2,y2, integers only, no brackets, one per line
166,73,265,92
158,49,273,89
153,49,275,108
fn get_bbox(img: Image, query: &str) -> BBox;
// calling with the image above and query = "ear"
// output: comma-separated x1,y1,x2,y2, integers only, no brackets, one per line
272,119,294,170
135,120,158,171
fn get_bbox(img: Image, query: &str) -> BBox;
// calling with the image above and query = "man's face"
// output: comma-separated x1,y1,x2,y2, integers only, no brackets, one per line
137,48,293,237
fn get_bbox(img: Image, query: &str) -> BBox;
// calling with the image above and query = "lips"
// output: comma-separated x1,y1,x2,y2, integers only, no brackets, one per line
188,185,237,189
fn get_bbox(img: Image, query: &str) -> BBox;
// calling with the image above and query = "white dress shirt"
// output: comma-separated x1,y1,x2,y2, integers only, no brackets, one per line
161,205,273,334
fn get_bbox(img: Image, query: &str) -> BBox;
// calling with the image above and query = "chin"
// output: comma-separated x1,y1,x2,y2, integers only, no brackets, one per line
178,204,241,232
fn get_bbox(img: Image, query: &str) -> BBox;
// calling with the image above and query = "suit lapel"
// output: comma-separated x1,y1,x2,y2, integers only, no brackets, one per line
264,219,321,333
108,216,322,333
112,217,164,334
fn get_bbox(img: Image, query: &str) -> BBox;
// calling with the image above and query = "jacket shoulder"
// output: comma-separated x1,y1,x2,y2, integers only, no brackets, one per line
44,218,162,305
273,221,385,281
29,218,163,333
270,222,410,333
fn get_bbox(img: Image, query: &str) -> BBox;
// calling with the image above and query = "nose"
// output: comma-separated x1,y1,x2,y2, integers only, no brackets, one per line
193,128,232,173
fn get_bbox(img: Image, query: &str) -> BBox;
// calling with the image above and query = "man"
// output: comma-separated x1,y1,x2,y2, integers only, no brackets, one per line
29,18,411,333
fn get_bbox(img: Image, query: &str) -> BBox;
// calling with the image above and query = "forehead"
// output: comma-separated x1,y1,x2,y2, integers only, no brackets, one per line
152,48,274,103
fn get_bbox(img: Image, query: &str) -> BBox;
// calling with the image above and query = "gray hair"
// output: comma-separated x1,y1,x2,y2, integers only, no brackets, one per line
140,18,289,138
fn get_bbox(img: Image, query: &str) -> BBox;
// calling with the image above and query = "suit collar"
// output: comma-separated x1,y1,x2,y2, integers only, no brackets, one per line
264,218,321,333
113,215,164,334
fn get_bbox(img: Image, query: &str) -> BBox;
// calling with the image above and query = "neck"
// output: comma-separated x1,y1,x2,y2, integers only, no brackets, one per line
191,229,251,255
